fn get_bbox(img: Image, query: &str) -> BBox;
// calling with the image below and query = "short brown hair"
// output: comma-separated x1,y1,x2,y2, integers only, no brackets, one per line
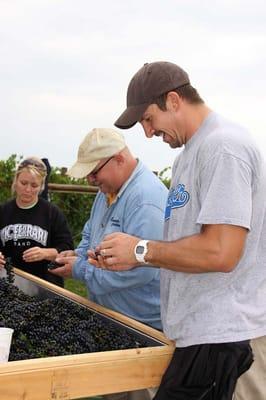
154,84,204,111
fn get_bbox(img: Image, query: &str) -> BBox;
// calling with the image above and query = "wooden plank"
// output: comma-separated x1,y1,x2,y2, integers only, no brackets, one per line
0,347,173,399
48,183,98,194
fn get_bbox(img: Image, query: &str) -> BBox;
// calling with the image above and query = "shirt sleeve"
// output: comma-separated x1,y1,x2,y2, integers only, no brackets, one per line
73,256,158,296
197,152,252,229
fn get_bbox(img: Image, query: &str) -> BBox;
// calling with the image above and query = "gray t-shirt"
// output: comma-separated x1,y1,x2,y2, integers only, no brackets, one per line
162,111,266,347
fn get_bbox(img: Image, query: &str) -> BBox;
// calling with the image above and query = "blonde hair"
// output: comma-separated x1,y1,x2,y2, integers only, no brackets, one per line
11,157,47,195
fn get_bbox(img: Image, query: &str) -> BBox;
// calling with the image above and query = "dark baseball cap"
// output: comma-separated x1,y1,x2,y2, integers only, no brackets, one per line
114,61,190,129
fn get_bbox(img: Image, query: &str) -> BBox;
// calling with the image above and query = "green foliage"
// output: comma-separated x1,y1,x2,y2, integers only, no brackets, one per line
50,190,93,246
0,154,22,203
48,166,95,246
158,166,171,189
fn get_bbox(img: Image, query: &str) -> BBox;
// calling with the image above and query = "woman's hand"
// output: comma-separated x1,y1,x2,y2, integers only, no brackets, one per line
23,247,58,262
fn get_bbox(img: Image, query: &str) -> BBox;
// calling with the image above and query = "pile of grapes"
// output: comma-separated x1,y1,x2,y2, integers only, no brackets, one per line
0,260,149,361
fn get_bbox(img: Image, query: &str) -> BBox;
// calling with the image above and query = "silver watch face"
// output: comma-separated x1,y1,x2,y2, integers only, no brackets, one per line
136,245,145,254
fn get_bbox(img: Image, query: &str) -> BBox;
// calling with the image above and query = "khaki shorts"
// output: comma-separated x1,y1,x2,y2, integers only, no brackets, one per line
234,336,266,400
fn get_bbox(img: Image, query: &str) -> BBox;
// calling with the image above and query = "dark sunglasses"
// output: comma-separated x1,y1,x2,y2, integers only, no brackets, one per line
89,157,114,178
18,159,47,172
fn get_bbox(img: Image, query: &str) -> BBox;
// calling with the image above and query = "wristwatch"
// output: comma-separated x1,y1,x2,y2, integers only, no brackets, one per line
134,240,149,264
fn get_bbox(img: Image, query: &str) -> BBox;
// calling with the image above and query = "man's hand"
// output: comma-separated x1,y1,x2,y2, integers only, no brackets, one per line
87,248,110,270
58,250,76,258
49,256,77,278
88,232,140,271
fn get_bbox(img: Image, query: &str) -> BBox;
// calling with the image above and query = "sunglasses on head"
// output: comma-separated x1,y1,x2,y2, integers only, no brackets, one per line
18,159,47,172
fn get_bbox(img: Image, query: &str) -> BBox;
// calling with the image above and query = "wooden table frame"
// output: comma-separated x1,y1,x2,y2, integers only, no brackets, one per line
0,269,174,400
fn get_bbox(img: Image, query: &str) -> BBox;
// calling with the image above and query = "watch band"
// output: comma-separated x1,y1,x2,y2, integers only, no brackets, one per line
134,240,149,264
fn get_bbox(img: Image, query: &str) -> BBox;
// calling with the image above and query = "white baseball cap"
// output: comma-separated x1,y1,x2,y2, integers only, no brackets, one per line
67,128,126,179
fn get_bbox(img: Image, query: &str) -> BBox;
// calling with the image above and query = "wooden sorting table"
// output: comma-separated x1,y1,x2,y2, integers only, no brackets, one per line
0,269,174,400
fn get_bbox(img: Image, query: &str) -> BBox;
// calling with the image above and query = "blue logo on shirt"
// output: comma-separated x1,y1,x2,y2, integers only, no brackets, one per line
165,184,190,220
110,217,121,227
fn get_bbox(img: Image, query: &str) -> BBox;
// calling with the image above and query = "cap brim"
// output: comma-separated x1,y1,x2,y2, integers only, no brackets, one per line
114,103,150,129
67,160,98,179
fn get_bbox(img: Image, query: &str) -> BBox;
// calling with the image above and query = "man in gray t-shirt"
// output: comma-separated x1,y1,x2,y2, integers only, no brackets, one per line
93,62,265,400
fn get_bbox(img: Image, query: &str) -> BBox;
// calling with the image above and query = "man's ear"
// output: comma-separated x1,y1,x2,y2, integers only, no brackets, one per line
166,91,181,111
113,153,124,164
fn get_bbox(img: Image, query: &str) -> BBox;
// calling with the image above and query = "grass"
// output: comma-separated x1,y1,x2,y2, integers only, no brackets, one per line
64,277,88,297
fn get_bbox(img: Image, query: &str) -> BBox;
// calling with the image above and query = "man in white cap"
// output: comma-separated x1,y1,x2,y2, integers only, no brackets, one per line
51,127,168,400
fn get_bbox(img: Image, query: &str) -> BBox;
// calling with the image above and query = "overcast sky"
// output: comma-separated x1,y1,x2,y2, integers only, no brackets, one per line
1,0,266,174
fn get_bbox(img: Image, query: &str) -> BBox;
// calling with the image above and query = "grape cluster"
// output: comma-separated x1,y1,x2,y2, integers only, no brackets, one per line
0,268,149,361
4,257,15,284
